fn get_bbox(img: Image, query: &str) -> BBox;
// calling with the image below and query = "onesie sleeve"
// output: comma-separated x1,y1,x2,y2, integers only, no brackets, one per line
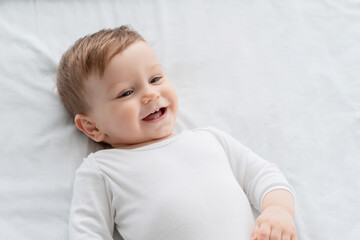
206,127,295,212
69,156,115,240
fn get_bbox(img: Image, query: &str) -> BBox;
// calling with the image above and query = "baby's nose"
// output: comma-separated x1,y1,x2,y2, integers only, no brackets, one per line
141,91,160,104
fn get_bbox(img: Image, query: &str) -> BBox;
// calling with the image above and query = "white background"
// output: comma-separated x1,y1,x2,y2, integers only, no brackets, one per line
0,0,359,239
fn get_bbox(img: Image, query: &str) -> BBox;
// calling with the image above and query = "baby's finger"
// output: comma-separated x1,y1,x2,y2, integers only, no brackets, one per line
269,227,281,240
257,223,271,240
251,224,259,240
281,232,291,240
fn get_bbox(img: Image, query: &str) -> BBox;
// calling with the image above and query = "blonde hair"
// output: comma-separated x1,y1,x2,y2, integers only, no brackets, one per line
56,25,144,117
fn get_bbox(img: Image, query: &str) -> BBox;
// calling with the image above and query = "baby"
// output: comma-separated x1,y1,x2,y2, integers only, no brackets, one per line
57,26,297,240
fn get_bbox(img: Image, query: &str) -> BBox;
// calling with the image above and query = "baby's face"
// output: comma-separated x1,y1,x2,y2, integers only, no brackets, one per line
83,41,178,148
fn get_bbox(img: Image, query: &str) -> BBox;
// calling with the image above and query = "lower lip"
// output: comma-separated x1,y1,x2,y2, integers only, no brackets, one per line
142,107,168,123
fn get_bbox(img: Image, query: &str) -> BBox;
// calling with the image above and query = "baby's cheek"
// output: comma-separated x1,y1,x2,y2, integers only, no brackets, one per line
119,110,137,129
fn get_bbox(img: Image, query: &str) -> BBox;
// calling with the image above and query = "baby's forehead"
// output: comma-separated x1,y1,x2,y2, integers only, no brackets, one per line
101,46,163,79
85,59,162,86
81,41,162,89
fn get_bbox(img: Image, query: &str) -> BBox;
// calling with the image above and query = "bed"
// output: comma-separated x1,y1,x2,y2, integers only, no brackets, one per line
1,0,359,239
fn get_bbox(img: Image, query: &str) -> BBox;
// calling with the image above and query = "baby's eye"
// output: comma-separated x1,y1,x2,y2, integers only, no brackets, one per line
119,90,133,98
150,77,162,84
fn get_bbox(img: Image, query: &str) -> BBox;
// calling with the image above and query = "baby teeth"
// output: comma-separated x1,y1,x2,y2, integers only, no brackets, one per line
152,108,160,114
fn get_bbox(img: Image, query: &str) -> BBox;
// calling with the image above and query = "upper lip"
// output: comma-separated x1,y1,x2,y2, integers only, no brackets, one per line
141,106,166,120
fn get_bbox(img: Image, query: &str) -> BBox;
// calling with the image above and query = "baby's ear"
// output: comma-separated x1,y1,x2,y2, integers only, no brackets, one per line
74,114,106,142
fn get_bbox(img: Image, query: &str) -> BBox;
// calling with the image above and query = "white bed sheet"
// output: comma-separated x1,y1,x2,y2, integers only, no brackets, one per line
1,0,359,239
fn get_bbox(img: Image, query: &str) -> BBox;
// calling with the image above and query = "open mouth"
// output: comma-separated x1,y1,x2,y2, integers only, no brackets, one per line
142,107,167,121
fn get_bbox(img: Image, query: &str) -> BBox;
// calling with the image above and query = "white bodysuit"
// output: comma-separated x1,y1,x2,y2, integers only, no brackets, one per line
69,127,294,240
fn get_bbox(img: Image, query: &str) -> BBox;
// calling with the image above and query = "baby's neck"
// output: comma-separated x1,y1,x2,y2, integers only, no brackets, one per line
112,133,175,150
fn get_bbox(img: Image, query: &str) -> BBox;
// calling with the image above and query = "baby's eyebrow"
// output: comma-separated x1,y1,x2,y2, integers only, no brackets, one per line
106,64,162,93
148,63,162,71
107,81,126,94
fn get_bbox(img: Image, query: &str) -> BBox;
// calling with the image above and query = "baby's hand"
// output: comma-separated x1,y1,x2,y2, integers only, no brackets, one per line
251,206,297,240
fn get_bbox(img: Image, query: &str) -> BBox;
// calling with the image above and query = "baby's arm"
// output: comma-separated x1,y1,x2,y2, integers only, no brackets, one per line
205,127,297,240
69,166,115,240
251,189,297,240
